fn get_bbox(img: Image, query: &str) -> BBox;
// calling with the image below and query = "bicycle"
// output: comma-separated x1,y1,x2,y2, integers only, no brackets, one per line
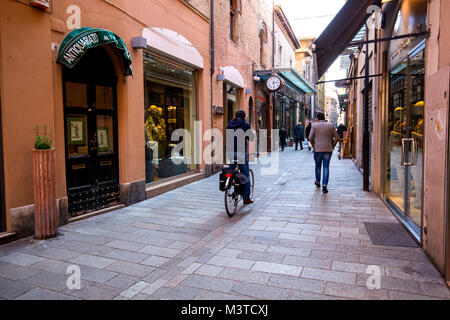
221,162,254,217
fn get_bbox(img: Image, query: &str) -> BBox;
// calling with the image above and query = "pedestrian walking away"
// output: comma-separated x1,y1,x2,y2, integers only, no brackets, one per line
226,110,254,205
279,126,288,152
336,123,347,159
305,121,312,151
294,121,304,151
308,112,339,193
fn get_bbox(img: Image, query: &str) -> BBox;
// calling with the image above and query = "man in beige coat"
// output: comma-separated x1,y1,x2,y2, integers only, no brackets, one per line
308,112,340,193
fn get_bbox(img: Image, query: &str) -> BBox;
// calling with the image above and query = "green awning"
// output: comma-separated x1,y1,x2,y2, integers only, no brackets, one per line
57,27,132,76
278,69,317,94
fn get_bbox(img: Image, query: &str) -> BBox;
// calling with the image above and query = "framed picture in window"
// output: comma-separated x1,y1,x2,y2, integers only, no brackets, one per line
67,116,86,145
97,127,110,152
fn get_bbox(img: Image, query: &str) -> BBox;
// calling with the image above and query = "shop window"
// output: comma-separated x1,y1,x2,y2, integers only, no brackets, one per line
230,0,241,42
143,53,197,184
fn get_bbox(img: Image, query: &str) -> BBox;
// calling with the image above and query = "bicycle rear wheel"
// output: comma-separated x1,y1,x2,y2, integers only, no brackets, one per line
249,169,254,200
225,188,238,217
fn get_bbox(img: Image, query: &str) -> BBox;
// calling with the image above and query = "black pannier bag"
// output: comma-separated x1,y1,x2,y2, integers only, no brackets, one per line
219,167,234,191
233,171,248,195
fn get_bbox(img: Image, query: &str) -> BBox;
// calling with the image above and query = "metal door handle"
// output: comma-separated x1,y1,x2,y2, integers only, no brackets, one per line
401,138,416,166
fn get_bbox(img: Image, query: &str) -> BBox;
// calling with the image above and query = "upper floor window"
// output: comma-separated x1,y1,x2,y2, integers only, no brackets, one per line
259,21,268,67
230,0,241,42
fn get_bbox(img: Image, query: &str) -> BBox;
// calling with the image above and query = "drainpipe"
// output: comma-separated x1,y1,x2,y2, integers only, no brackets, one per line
209,0,215,176
363,25,370,191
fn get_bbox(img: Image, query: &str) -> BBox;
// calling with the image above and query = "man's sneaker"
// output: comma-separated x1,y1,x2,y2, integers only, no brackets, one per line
315,181,320,188
322,186,328,193
244,199,254,205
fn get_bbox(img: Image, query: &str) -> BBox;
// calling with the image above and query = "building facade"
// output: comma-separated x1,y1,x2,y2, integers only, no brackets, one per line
0,0,211,238
342,0,450,282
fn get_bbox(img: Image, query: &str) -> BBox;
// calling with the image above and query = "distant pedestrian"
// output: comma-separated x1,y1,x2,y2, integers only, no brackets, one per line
336,123,347,159
279,126,288,152
308,112,340,193
294,121,304,151
305,122,312,151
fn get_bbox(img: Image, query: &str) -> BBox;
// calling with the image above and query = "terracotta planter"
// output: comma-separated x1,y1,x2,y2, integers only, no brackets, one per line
32,148,58,239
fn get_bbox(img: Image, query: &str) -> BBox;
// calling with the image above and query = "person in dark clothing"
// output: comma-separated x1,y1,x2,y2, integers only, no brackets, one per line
294,121,304,151
336,123,347,159
305,122,312,151
226,110,254,204
279,126,288,151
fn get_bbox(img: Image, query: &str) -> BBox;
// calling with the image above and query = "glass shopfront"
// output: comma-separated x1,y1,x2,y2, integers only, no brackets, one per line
385,41,425,237
144,53,197,183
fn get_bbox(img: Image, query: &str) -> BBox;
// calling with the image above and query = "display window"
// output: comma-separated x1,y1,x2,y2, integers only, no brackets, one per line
143,53,197,183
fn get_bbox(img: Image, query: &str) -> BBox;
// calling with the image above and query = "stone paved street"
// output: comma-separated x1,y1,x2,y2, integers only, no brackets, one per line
1,148,450,300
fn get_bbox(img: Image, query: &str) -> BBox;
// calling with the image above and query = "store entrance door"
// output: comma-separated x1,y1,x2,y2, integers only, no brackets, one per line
256,90,268,156
63,46,119,216
0,91,5,232
385,45,425,238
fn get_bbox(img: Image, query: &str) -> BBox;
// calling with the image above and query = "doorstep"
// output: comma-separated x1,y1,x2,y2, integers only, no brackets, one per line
0,232,17,245
68,204,125,223
146,172,205,199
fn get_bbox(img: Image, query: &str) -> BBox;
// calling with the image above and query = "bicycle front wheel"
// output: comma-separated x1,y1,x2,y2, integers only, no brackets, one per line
249,169,254,200
224,188,238,217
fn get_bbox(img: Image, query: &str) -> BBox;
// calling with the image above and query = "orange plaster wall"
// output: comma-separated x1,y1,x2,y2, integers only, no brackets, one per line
0,0,211,231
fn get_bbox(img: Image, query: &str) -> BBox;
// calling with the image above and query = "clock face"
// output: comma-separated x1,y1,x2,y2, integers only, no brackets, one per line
266,75,281,91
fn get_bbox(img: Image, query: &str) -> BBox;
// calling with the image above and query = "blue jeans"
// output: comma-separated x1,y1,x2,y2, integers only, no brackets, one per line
231,155,251,200
314,152,332,186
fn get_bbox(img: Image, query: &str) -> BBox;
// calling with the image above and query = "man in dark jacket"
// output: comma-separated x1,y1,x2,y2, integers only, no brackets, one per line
294,121,304,151
279,126,288,151
226,110,254,204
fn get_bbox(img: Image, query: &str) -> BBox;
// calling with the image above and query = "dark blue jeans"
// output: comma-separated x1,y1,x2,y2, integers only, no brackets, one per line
231,155,251,200
314,152,332,186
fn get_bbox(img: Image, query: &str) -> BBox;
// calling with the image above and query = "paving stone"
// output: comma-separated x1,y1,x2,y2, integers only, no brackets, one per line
278,233,318,243
168,241,192,250
120,281,150,298
105,261,155,278
0,277,34,299
104,249,149,264
0,264,42,281
0,253,45,267
142,268,169,284
231,282,290,300
22,271,69,292
251,261,302,277
63,281,121,300
162,285,200,300
141,279,168,295
207,256,255,270
15,287,80,300
105,274,140,290
301,267,357,285
332,261,386,275
69,254,116,269
266,245,311,257
78,266,118,284
18,246,82,261
216,248,241,258
325,282,389,300
194,264,224,277
105,240,147,252
268,274,324,294
181,263,202,275
45,239,115,256
29,259,72,274
141,256,170,267
418,281,450,299
138,245,181,258
180,274,235,293
388,291,440,300
164,274,189,288
282,255,332,269
193,290,248,300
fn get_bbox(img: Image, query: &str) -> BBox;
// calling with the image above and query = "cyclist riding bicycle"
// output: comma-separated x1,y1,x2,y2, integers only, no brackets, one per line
226,110,255,205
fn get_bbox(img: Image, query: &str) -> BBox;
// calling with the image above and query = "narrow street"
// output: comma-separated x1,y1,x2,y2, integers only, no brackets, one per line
0,148,449,300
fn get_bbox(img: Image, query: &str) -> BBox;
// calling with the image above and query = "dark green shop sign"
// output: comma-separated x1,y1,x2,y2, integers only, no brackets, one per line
57,27,132,76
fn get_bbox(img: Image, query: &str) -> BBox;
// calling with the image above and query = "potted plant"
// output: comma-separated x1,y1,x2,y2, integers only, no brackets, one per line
289,137,294,147
32,125,58,239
